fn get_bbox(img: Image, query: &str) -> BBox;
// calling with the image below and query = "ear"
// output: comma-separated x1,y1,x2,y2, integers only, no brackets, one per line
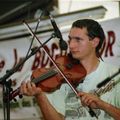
92,37,100,48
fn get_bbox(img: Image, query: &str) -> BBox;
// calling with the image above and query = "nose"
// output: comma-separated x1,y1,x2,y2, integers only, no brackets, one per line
69,40,77,50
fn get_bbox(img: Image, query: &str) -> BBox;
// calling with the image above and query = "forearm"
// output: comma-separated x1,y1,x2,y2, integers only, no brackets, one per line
100,101,120,120
20,82,65,120
35,93,64,120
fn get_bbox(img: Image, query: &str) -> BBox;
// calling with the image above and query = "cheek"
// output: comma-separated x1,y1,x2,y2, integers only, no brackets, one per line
78,42,93,53
78,42,88,50
69,41,79,50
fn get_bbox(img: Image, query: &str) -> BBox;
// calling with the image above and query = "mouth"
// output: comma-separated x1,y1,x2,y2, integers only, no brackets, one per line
71,51,78,54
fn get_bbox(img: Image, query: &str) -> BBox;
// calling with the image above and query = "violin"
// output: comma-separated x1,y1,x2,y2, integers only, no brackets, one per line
7,54,86,101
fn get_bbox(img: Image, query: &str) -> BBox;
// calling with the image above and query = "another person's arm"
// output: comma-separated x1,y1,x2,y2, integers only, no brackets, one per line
20,81,64,120
78,92,120,120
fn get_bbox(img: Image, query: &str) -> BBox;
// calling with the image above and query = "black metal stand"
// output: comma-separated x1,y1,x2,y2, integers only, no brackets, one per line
0,33,56,120
2,80,12,120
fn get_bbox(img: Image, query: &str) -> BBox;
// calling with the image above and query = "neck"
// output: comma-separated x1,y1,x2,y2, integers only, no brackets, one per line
80,56,100,75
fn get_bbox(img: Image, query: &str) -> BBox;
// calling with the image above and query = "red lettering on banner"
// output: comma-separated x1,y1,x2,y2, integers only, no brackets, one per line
100,31,115,57
31,48,41,70
41,46,49,68
50,43,59,66
17,57,25,71
13,48,17,68
104,31,115,57
0,60,5,72
12,48,25,71
31,43,60,70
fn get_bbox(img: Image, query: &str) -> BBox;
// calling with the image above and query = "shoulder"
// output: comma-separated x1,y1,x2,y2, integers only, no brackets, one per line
100,60,119,74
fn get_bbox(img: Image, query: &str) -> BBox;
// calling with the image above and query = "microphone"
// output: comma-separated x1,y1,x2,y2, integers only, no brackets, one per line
97,69,120,88
97,77,112,88
48,13,68,51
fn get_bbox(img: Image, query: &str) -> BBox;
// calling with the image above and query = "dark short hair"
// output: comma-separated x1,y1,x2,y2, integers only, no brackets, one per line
72,19,105,57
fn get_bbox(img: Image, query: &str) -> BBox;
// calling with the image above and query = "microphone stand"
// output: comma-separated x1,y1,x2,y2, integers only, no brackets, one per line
2,80,11,120
0,32,56,120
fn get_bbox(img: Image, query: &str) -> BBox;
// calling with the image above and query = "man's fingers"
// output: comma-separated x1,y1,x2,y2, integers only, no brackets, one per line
20,81,42,97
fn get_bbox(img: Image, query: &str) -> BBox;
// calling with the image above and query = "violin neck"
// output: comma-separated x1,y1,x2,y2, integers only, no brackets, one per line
8,69,58,101
31,69,58,84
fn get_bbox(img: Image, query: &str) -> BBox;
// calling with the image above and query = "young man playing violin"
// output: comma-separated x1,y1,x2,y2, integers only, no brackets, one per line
20,19,120,120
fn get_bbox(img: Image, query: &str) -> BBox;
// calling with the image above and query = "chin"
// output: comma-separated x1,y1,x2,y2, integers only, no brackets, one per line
72,54,80,59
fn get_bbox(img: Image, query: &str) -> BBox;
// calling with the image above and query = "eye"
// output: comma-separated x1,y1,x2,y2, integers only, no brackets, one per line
74,37,83,42
68,36,84,44
76,37,81,41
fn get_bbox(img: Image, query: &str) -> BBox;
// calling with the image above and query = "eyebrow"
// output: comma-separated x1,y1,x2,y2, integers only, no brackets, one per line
68,35,83,40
